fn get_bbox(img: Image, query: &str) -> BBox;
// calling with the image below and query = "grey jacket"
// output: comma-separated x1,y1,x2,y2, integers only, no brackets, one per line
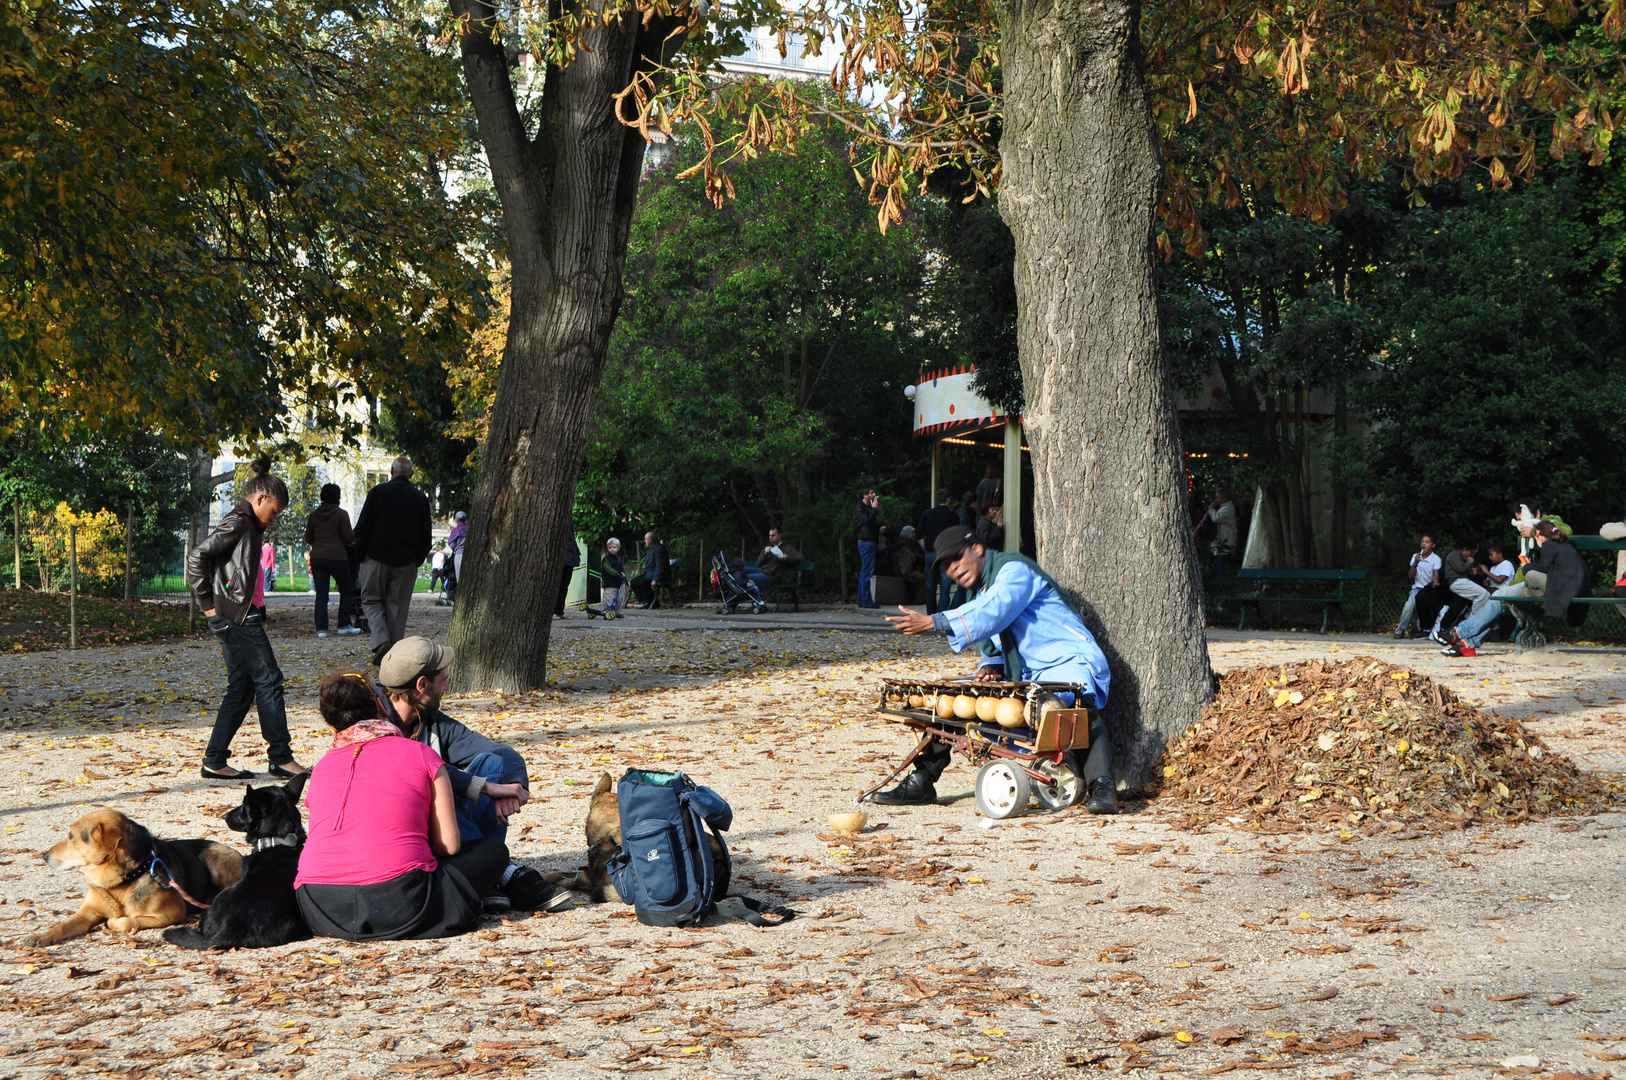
1526,539,1589,618
377,684,529,800
186,501,264,626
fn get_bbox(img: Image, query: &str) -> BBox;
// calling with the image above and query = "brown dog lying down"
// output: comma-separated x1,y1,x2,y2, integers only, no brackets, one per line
543,773,624,903
543,773,725,905
25,809,243,946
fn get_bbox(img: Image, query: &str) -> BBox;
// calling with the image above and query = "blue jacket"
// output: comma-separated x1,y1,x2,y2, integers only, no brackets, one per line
931,552,1111,709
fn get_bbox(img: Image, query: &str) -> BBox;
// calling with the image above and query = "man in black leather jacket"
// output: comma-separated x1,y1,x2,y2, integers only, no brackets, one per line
186,459,305,781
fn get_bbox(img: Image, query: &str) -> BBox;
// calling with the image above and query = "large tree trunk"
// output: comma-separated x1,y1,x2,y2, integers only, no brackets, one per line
446,1,674,690
997,0,1213,785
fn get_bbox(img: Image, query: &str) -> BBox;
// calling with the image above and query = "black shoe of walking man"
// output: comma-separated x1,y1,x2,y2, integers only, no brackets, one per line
869,771,938,806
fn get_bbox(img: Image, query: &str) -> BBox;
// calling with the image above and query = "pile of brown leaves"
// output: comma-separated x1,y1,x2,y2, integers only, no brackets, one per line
1156,658,1614,832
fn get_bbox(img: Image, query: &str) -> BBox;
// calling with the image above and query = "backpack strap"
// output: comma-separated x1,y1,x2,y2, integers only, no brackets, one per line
715,895,797,927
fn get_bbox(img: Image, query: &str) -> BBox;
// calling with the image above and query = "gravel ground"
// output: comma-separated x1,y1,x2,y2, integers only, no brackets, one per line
0,604,1621,1079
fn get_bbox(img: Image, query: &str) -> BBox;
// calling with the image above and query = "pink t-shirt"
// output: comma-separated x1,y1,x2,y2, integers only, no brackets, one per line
295,736,445,888
255,543,274,607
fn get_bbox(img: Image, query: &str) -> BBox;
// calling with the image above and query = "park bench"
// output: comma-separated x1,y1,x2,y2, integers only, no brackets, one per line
1493,534,1626,649
744,559,816,613
1213,568,1368,634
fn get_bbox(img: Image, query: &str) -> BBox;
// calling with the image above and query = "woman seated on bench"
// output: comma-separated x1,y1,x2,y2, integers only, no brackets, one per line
295,672,523,940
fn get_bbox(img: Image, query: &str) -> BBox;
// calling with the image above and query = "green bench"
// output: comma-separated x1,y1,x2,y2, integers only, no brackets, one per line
1494,534,1626,649
1213,568,1368,634
745,559,815,613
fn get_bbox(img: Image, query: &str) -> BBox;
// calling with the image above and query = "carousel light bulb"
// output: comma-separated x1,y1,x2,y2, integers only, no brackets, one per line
903,384,917,400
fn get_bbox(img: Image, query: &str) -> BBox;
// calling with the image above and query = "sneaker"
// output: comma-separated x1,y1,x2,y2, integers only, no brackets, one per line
1428,629,1446,645
502,865,573,912
337,626,362,636
1392,628,1406,639
317,630,330,639
481,893,513,915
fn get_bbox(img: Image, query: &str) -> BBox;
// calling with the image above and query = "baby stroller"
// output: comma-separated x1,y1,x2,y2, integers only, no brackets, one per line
712,551,768,615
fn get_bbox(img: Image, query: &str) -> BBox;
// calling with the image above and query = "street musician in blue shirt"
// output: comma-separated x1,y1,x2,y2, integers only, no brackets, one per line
877,525,1118,813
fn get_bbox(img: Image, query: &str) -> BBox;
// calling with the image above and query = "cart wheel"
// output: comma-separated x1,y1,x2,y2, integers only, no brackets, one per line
974,761,1033,820
1032,759,1082,811
753,604,768,615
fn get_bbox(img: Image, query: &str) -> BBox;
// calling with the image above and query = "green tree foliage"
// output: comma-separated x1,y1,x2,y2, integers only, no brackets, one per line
573,125,937,545
1362,159,1626,539
0,0,492,446
0,433,201,590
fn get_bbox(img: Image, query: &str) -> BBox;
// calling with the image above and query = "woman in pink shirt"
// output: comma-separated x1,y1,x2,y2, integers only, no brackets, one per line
295,670,520,940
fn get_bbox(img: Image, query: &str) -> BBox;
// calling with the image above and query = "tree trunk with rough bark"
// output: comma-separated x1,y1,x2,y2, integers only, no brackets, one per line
997,0,1214,785
446,1,677,690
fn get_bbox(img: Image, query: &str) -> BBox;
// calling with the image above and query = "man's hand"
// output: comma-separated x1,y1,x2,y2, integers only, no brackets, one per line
202,609,216,618
484,782,531,824
885,606,934,635
972,666,1004,682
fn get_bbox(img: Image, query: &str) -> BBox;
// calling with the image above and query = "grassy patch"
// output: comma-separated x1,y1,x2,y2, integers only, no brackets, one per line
0,590,196,653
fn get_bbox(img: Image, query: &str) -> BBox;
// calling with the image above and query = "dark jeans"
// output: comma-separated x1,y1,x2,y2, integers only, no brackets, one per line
1213,554,1230,581
857,540,877,608
310,557,355,631
924,553,954,614
205,612,293,768
554,566,574,616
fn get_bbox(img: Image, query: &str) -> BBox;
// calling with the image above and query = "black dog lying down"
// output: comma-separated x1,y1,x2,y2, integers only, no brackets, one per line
165,774,311,950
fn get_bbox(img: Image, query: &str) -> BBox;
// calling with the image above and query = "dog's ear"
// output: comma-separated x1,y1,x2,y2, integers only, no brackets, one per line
88,822,105,849
283,770,309,801
593,773,613,796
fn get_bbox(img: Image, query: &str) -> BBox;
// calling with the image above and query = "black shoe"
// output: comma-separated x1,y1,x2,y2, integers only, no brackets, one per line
868,771,938,805
1428,629,1446,645
1440,643,1463,656
1084,777,1119,815
1392,629,1406,638
503,865,573,911
481,893,513,915
1408,629,1426,639
200,764,257,780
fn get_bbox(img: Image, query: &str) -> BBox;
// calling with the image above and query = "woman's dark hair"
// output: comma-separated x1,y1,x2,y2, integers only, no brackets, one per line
244,455,290,506
318,672,383,731
1534,521,1569,542
319,483,341,504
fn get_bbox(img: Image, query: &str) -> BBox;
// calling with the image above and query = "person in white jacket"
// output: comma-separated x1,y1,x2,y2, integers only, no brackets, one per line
1602,517,1626,624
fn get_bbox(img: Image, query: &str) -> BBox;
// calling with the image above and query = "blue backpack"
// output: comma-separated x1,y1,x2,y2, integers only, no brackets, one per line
608,770,795,928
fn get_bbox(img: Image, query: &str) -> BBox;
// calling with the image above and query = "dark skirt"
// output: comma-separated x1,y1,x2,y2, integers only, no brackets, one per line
296,839,506,941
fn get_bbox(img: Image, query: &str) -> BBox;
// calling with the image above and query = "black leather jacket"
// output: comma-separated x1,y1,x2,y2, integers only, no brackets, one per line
186,501,264,626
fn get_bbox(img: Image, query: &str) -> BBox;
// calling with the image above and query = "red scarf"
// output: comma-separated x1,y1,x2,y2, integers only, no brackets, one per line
331,718,404,751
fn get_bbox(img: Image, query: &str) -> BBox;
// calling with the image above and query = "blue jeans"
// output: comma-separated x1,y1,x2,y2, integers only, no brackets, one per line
857,540,877,607
204,614,292,768
1457,583,1524,647
310,557,355,631
745,568,773,591
456,752,509,844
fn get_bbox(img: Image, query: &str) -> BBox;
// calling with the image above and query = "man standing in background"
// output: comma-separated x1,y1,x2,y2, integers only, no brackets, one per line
354,456,433,663
1197,490,1238,580
916,488,960,614
853,488,880,610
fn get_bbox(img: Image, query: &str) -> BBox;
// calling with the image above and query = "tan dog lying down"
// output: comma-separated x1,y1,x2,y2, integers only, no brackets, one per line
543,773,624,903
25,809,243,945
544,773,725,904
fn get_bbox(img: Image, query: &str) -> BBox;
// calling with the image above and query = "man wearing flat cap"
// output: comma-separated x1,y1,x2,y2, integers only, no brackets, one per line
375,637,565,911
878,527,1118,813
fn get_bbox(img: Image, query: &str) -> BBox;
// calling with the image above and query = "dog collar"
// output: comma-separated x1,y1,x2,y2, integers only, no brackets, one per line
252,834,302,852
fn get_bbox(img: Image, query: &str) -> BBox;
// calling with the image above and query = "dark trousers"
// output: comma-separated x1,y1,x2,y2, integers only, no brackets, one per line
857,540,877,608
630,574,659,606
911,712,1113,784
554,566,574,616
444,837,510,900
310,557,355,631
205,612,293,768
